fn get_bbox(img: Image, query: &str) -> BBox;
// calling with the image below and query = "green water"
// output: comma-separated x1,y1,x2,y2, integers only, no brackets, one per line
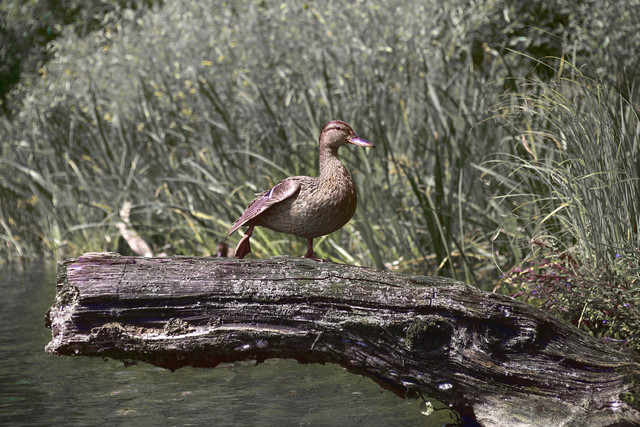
0,264,456,426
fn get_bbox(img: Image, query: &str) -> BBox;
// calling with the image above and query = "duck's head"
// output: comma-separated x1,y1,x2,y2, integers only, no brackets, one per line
320,120,375,150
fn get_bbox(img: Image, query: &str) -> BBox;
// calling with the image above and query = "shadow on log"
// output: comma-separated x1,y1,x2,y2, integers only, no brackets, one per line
45,253,640,426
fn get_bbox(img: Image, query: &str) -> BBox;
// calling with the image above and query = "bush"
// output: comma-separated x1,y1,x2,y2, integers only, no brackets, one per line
502,242,640,354
0,0,159,113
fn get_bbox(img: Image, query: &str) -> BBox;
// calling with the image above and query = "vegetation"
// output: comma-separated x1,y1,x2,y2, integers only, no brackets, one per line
502,242,640,354
1,0,639,352
0,0,157,112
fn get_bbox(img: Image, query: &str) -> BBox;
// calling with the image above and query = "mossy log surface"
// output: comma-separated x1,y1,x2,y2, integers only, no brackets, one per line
45,253,640,426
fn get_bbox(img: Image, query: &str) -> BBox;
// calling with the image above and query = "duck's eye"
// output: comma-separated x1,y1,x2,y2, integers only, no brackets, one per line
335,126,342,130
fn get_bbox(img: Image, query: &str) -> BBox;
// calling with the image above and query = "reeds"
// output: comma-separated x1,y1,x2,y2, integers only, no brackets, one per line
483,68,640,270
1,0,638,293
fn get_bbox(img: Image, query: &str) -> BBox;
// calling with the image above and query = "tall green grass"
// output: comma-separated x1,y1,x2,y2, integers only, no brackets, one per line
482,66,639,270
470,62,640,351
1,0,638,295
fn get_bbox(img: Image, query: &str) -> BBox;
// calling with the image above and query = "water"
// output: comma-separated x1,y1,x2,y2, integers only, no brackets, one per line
0,264,456,426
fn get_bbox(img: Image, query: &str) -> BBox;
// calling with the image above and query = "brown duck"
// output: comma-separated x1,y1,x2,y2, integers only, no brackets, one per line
226,120,374,260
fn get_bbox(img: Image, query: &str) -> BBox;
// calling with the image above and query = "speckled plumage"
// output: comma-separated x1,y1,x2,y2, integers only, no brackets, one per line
226,120,374,259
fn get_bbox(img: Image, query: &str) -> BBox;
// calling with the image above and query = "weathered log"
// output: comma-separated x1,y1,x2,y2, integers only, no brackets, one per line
45,253,640,426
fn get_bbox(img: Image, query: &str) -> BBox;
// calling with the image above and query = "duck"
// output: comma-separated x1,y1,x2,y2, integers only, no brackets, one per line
226,120,374,260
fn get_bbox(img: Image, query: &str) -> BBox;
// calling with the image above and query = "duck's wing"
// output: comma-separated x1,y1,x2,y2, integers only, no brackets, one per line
226,178,301,237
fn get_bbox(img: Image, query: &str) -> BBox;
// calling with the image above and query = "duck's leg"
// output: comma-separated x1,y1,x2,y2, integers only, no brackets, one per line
234,223,254,258
303,238,329,262
304,238,315,258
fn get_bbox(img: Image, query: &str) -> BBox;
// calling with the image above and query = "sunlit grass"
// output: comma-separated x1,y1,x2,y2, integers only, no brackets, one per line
0,0,638,295
476,67,640,352
482,68,640,270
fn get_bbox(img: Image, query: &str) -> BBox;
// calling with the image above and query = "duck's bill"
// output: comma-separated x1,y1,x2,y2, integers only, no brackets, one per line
350,135,375,148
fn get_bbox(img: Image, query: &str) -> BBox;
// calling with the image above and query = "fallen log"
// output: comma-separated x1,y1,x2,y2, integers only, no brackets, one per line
45,253,640,426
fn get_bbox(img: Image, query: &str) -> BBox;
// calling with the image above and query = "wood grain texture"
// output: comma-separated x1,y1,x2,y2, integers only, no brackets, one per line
45,253,640,425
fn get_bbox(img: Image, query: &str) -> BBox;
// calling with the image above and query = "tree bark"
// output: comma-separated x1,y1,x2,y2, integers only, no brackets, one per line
45,252,640,426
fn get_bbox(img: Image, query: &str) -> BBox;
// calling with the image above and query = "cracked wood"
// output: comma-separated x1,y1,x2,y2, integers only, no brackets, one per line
45,253,640,426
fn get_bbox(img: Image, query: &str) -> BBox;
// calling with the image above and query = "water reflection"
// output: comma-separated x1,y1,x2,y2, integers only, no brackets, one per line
0,263,456,426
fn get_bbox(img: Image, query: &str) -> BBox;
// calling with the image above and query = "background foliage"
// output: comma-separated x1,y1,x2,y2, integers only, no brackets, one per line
1,0,639,351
